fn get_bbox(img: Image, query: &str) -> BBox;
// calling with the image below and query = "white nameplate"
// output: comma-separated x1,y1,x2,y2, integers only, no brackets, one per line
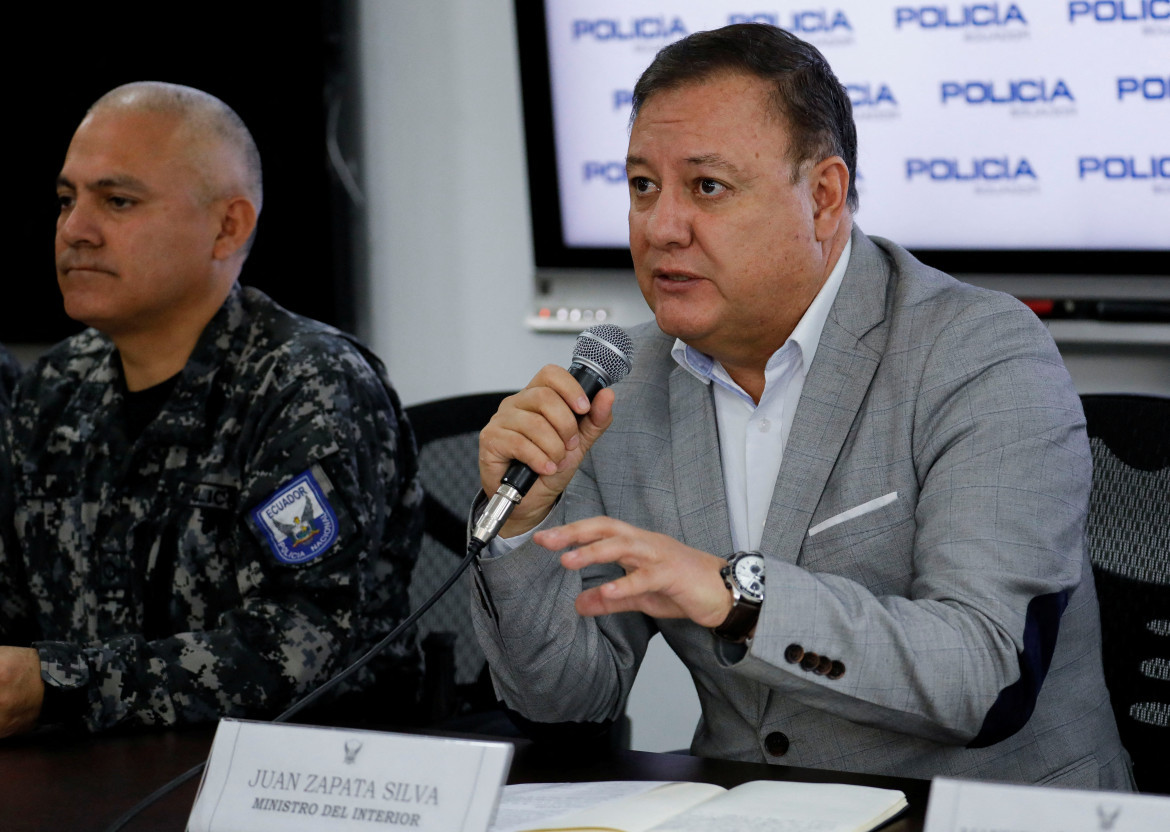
186,719,513,832
924,776,1169,832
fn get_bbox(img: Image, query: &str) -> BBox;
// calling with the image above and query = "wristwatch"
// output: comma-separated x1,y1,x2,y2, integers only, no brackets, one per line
712,551,765,643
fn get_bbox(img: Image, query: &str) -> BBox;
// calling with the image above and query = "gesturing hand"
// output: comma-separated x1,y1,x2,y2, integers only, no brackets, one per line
536,517,732,628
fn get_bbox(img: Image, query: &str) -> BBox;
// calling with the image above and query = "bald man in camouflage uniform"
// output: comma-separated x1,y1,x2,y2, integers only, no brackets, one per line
0,82,422,736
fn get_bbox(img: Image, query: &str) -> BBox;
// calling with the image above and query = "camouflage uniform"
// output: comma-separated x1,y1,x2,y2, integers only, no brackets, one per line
0,344,21,408
1,346,20,606
0,285,423,732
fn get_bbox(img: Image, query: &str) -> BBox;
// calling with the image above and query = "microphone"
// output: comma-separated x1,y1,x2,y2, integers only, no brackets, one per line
470,324,634,548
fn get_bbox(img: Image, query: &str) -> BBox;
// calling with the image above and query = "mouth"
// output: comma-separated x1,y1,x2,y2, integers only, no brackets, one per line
651,268,707,291
58,264,116,278
653,268,704,283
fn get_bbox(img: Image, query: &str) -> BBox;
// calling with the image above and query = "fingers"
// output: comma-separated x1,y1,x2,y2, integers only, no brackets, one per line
534,515,621,556
480,392,572,481
538,518,732,627
477,368,617,537
578,387,615,445
575,582,650,618
571,554,725,623
478,366,588,493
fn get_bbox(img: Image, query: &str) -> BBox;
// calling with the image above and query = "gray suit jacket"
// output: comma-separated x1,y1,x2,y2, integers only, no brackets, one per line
472,230,1130,789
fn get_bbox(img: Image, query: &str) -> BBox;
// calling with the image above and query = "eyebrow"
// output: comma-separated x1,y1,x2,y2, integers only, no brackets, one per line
56,174,150,193
625,153,749,179
685,153,747,177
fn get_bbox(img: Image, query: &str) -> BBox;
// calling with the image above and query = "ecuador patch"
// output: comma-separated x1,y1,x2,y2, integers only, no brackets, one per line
251,469,340,565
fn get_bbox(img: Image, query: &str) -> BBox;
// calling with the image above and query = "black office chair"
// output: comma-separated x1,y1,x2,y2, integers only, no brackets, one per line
405,391,518,733
1081,394,1170,794
405,391,633,752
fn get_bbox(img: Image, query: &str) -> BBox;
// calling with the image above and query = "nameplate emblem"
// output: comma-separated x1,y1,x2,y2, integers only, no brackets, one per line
187,719,513,832
189,482,238,510
924,777,1169,832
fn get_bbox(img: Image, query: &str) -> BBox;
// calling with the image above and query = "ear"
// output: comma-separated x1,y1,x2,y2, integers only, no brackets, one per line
211,196,258,261
809,155,850,242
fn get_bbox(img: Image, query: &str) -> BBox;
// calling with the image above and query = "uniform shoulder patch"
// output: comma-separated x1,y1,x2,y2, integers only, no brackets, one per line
251,469,341,565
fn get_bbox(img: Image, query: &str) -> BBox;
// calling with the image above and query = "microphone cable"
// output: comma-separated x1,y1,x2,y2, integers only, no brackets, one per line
103,537,486,832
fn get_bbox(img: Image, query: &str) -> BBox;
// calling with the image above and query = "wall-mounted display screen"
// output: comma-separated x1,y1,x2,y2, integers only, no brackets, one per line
516,1,1168,276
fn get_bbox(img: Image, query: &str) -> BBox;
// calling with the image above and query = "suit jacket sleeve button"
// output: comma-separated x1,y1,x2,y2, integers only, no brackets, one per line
764,731,790,757
814,655,833,675
784,644,804,664
828,660,846,680
799,651,820,672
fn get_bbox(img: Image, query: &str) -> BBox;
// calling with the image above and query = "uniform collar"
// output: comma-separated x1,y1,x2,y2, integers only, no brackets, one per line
153,284,246,429
111,283,247,445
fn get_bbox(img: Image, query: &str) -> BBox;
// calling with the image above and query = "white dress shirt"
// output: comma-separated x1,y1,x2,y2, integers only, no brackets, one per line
491,238,851,556
669,237,851,552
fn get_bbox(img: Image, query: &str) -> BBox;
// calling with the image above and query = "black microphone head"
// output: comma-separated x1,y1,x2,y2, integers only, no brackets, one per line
572,324,634,386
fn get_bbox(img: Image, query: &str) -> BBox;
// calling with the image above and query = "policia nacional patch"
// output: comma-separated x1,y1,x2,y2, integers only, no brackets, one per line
250,466,342,565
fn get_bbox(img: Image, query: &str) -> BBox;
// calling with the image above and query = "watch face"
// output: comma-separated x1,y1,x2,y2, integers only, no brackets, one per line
733,554,765,603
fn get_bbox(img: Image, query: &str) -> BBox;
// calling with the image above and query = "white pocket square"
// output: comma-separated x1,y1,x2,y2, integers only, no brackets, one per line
807,491,899,537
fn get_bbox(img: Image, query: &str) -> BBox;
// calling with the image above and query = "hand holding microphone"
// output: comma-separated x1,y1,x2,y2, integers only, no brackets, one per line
473,324,633,547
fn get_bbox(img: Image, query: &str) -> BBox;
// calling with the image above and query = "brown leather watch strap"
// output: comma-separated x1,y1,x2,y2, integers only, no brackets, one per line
712,597,760,643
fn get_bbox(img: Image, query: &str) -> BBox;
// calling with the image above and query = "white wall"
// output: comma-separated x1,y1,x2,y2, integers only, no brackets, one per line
355,1,1168,754
356,0,702,752
357,0,573,406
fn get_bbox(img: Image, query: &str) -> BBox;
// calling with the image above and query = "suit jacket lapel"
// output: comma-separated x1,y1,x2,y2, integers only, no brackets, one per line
668,364,734,558
762,229,892,565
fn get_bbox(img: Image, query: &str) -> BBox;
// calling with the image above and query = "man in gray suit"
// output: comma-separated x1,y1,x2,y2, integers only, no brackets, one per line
472,24,1129,788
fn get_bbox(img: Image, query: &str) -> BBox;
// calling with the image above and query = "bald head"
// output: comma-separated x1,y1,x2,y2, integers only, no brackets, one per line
56,81,264,366
87,82,263,220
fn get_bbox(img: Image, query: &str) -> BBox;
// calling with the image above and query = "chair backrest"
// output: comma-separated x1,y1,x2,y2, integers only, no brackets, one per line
1081,393,1170,794
404,391,513,724
405,390,633,749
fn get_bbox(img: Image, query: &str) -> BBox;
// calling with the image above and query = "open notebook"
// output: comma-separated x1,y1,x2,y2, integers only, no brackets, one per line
490,779,908,832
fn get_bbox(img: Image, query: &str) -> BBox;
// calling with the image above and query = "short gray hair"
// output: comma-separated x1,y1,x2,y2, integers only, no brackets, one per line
89,81,263,216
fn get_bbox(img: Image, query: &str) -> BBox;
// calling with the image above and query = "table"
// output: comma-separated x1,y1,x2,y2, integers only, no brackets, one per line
0,724,930,831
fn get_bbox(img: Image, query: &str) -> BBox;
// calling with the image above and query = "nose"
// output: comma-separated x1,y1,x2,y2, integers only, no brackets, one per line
639,186,693,250
57,195,102,248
